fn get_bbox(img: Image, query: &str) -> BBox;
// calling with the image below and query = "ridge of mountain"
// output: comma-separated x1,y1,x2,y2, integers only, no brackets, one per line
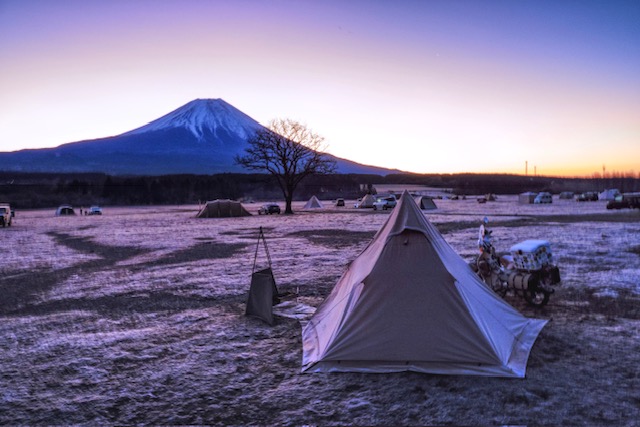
0,99,399,176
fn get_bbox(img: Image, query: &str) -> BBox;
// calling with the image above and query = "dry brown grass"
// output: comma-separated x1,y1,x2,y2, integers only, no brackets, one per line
1,199,638,426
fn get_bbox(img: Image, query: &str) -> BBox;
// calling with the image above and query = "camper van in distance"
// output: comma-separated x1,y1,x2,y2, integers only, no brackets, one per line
534,192,552,204
0,203,13,227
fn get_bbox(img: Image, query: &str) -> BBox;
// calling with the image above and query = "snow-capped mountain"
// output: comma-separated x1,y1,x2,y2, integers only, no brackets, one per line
123,98,261,140
0,99,398,176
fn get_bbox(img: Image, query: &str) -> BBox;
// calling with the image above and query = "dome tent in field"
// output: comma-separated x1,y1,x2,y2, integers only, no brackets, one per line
303,195,324,209
302,191,547,378
55,205,76,216
196,199,252,218
414,195,437,210
599,189,620,201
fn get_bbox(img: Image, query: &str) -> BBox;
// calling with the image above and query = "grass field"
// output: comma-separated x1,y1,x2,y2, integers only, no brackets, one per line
1,195,639,425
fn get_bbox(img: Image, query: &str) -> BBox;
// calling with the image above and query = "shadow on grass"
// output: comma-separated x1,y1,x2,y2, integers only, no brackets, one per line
433,211,638,235
287,229,375,249
516,285,640,321
47,231,147,261
1,232,250,317
561,287,640,320
0,232,150,315
133,241,247,270
13,291,225,318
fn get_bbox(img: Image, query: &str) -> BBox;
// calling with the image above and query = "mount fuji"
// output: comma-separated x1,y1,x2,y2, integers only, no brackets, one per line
0,99,397,176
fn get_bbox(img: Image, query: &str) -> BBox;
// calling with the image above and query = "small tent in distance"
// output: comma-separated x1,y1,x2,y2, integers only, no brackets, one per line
519,192,537,204
355,194,376,208
55,205,76,216
196,199,252,218
599,189,620,201
414,195,437,210
303,195,324,209
302,191,547,378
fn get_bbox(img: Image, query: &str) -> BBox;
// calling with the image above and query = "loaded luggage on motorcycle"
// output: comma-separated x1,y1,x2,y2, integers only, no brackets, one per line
471,218,561,307
510,239,554,271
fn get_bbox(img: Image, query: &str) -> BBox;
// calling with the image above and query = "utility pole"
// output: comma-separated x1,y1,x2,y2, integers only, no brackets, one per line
525,161,528,176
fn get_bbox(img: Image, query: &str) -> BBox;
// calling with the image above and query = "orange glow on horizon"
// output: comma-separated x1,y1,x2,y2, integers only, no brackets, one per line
0,1,638,177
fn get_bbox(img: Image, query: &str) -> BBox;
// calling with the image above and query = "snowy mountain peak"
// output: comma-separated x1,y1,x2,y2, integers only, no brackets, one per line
123,98,262,139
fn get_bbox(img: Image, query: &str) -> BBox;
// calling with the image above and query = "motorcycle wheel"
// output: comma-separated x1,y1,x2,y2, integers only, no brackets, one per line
523,288,550,307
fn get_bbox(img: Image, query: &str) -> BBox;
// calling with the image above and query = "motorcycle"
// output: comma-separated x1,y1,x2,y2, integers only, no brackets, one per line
470,222,561,307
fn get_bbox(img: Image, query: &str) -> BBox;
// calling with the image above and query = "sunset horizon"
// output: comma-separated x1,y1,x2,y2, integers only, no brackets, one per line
1,1,638,177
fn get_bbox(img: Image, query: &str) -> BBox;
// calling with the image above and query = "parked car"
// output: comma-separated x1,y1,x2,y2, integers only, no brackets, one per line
0,203,13,227
576,192,598,202
606,198,630,210
87,206,103,215
559,191,574,200
258,203,281,215
607,192,640,210
373,195,397,211
534,192,552,204
335,198,345,207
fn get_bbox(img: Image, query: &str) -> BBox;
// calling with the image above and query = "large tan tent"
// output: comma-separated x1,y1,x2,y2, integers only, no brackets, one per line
196,199,252,218
302,191,547,378
303,195,324,209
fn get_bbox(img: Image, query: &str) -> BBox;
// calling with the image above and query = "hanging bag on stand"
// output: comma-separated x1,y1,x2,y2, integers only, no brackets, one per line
245,227,280,325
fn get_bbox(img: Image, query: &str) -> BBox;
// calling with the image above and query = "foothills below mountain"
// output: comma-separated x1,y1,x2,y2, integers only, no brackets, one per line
0,99,399,176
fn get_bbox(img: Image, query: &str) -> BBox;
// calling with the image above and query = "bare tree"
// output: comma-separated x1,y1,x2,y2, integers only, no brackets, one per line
235,118,336,214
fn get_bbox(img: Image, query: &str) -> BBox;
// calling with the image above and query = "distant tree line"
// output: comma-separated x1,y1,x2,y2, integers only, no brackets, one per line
0,172,367,209
1,171,638,210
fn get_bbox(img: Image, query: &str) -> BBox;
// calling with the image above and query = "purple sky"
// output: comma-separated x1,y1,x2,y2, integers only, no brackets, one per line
1,0,638,176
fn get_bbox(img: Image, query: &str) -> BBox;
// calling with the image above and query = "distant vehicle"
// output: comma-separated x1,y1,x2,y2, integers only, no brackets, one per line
335,198,345,207
606,192,640,210
258,203,281,215
576,192,598,202
559,191,574,200
606,199,630,210
373,195,397,211
534,192,552,204
0,203,13,227
87,206,103,215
